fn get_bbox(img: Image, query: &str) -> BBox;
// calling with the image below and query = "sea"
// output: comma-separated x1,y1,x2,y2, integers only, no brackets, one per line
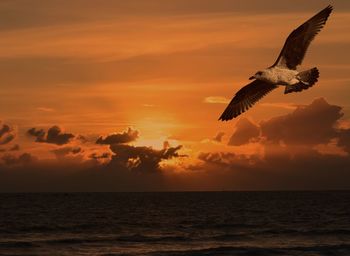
0,191,349,256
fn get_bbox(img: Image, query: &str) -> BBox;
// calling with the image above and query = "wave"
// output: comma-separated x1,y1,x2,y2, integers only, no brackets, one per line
115,234,188,243
182,223,259,230
0,241,38,249
145,246,285,256
0,223,97,235
147,244,350,256
210,234,248,241
255,228,350,236
43,234,189,245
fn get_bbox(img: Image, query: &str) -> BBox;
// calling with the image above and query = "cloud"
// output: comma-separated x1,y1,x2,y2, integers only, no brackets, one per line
88,152,112,164
1,153,37,166
203,96,229,104
338,129,350,154
36,107,55,112
226,98,348,148
228,118,260,146
96,127,139,145
260,102,298,110
77,135,88,143
0,124,10,137
196,145,350,190
193,98,350,190
0,139,184,192
109,143,183,173
260,98,344,145
143,104,155,108
27,126,75,145
0,144,20,153
0,141,19,153
9,144,20,151
213,132,225,142
198,151,252,166
0,134,15,145
51,146,82,159
0,123,16,145
46,126,75,145
2,98,350,191
27,127,45,140
89,152,111,160
24,126,181,174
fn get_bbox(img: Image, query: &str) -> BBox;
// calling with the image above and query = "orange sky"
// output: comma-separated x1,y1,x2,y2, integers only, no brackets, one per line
0,0,350,191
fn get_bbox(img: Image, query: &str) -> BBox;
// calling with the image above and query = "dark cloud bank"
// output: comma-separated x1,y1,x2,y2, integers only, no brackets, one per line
1,127,184,192
27,126,75,145
197,98,350,190
0,122,18,154
0,122,15,146
96,127,139,145
1,98,350,192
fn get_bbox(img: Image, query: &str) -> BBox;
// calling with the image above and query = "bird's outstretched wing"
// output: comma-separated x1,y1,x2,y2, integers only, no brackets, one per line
272,5,332,70
219,80,277,121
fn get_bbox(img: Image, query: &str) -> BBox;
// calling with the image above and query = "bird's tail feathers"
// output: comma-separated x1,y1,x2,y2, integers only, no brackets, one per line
284,67,319,94
298,67,319,85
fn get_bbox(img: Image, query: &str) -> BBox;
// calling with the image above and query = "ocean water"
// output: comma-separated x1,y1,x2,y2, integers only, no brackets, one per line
0,192,349,256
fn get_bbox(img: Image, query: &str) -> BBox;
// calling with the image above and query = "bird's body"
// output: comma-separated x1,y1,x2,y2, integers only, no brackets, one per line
219,5,333,121
254,67,299,86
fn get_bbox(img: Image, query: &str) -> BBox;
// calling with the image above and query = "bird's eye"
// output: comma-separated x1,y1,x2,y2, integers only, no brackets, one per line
256,71,262,75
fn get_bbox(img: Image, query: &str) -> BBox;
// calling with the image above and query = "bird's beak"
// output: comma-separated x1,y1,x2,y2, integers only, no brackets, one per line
249,76,255,80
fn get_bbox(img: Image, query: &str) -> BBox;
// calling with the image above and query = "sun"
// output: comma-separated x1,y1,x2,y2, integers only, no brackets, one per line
134,137,168,150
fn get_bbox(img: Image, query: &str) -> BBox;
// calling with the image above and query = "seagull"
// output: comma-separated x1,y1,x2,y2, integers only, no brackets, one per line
219,5,333,121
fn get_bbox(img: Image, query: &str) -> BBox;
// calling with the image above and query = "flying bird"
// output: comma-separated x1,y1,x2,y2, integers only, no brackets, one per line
219,5,333,121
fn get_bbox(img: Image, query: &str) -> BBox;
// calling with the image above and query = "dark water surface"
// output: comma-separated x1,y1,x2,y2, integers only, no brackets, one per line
0,192,349,255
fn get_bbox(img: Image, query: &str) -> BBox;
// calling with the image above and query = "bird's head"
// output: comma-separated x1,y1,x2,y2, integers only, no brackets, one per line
249,71,264,80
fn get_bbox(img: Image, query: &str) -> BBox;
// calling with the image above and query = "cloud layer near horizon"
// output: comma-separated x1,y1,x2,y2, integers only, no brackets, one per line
194,98,350,190
0,98,349,192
